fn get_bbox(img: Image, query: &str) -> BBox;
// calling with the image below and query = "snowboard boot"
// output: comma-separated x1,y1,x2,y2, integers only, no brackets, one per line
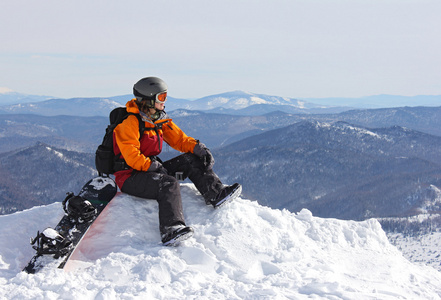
161,224,194,246
30,228,73,258
209,183,242,208
63,192,97,223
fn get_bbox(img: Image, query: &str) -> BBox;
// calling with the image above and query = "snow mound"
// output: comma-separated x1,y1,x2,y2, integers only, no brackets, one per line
1,184,441,299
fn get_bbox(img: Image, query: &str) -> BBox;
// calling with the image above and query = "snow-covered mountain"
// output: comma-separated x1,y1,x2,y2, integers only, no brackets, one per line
381,213,441,271
1,105,440,157
1,184,441,299
334,106,441,137
0,114,109,153
0,88,53,106
2,89,441,117
185,90,319,110
3,120,441,221
0,91,344,117
0,97,123,117
0,143,96,214
306,94,441,109
215,120,441,220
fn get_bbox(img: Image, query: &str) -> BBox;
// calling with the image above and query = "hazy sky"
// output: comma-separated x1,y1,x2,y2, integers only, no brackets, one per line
1,0,440,99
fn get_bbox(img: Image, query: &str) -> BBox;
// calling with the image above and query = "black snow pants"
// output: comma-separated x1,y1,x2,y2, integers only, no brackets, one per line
120,153,223,233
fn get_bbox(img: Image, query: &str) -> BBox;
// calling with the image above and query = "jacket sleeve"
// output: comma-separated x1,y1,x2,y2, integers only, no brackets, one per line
114,115,152,171
163,121,198,153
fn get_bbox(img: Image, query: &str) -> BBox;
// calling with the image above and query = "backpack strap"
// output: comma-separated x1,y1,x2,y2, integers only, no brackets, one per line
129,113,146,136
113,113,146,172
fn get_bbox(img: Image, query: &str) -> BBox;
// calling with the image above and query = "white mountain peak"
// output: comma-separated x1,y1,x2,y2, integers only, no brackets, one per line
0,87,14,94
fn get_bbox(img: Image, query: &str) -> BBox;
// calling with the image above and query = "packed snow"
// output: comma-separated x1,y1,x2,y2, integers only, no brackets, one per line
1,183,441,299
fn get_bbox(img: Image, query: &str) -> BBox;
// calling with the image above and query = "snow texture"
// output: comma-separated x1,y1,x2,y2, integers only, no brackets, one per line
1,184,441,299
89,177,116,191
41,228,60,240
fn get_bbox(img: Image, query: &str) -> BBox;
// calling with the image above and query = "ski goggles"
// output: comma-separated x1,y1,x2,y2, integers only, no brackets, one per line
155,92,167,103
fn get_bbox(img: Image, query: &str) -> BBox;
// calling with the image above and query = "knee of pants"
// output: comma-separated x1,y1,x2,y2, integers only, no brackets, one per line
159,174,180,193
186,153,205,168
166,153,205,172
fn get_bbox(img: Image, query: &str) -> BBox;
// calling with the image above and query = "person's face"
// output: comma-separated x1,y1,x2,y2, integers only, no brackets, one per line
154,100,165,111
155,92,167,111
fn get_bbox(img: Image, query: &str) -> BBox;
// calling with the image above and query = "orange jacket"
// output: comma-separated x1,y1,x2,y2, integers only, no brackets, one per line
113,99,198,187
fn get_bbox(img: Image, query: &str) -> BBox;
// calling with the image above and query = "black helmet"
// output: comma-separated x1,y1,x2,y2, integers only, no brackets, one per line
133,77,168,107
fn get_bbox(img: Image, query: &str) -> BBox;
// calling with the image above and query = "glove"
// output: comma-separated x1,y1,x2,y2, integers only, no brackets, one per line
193,142,215,170
147,160,167,174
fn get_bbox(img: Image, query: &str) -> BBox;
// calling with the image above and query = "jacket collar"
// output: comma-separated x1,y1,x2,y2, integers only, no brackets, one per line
126,99,170,125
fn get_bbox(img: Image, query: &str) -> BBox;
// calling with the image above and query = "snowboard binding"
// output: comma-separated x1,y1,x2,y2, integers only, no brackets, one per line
24,176,117,274
62,192,97,223
30,228,73,258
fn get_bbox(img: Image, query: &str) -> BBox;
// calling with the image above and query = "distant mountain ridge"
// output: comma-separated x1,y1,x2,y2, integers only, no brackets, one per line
0,142,96,214
2,89,440,115
214,120,441,221
2,120,440,223
0,97,123,116
181,90,319,110
305,94,441,108
0,88,53,106
0,114,109,153
1,104,441,156
0,91,348,116
331,106,441,137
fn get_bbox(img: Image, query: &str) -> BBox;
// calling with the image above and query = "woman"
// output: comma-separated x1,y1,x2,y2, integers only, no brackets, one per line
113,77,242,246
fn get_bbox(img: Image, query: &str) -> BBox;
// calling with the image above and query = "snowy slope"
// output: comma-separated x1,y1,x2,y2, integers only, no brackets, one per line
388,231,441,271
1,184,441,299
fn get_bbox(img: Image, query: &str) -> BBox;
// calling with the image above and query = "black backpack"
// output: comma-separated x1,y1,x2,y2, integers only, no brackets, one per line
95,107,145,175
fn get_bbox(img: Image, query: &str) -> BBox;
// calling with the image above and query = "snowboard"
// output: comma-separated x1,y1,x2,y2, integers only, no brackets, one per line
23,176,117,274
